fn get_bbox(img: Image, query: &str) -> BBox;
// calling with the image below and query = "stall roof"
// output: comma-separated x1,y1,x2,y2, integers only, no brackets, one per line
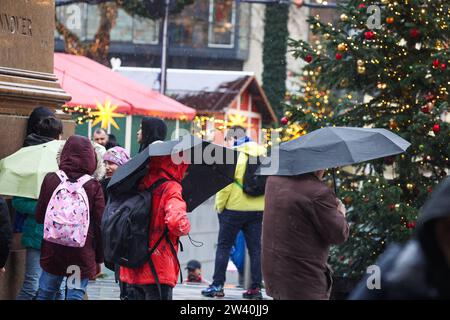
117,68,277,124
54,53,196,120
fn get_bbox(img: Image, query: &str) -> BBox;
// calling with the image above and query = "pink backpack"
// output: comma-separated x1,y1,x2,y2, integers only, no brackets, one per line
43,170,91,248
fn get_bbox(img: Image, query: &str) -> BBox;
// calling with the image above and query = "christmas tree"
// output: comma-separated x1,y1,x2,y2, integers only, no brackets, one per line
284,0,450,280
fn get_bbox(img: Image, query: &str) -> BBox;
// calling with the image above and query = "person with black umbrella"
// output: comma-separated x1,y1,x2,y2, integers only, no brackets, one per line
259,126,411,299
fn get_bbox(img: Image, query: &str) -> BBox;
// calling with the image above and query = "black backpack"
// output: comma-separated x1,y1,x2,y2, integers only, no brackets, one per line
102,178,182,298
242,155,267,197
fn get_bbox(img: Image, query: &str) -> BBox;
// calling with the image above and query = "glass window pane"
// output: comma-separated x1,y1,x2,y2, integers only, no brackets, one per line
208,0,235,48
58,3,87,40
170,0,209,48
133,16,160,44
111,9,133,42
86,5,100,40
238,2,250,51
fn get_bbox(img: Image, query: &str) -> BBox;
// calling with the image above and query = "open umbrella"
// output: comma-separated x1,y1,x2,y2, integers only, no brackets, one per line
0,140,64,199
257,127,411,193
108,135,239,212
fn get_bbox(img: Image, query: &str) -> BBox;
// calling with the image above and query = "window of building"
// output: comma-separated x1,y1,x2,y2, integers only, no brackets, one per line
56,3,88,40
133,16,160,44
111,9,133,42
86,5,100,40
170,0,209,48
238,2,250,52
208,0,236,48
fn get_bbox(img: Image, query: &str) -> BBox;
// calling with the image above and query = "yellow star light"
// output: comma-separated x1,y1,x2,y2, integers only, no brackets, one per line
227,113,248,128
90,100,124,130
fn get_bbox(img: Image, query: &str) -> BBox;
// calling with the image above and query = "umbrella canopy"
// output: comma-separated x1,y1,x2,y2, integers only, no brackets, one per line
54,53,196,119
108,135,239,212
258,127,411,176
0,140,64,199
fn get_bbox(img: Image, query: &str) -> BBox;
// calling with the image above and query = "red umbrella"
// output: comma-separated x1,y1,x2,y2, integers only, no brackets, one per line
54,53,196,120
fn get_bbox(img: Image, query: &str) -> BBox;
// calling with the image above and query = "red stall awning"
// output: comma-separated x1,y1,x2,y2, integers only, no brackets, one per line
54,53,196,120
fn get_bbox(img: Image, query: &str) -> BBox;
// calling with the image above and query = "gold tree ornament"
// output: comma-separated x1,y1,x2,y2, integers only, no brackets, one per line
337,43,348,51
340,13,348,22
91,100,125,130
357,66,366,74
357,59,365,66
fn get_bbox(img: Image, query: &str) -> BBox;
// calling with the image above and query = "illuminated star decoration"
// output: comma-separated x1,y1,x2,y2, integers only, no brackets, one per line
90,100,124,130
227,113,248,128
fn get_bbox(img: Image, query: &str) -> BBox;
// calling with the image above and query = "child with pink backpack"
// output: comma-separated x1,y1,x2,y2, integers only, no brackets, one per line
35,135,105,300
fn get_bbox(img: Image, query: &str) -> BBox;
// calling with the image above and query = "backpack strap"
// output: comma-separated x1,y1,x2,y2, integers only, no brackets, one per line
55,170,68,182
145,178,169,300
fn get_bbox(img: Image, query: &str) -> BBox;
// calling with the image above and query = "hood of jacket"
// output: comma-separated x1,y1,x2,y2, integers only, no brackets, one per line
141,154,189,188
59,135,96,180
416,176,450,295
23,133,54,147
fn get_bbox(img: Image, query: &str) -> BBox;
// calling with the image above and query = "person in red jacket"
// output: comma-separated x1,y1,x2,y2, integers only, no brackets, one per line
35,135,105,300
120,155,191,300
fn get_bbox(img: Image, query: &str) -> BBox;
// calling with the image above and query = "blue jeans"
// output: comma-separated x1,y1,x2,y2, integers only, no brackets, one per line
36,271,89,300
16,249,65,300
212,209,263,289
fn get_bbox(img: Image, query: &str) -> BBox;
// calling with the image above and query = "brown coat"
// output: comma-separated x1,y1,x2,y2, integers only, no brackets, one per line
262,173,349,300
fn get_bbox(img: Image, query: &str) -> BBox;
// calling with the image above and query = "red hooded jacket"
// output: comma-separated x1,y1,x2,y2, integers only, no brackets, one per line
120,155,191,287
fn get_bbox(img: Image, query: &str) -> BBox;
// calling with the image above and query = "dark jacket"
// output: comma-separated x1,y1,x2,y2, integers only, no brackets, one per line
350,177,450,300
13,133,55,249
0,198,12,268
262,174,349,300
35,135,105,279
100,178,110,204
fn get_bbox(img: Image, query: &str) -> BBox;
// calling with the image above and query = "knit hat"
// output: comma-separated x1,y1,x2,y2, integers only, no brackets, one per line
103,146,130,166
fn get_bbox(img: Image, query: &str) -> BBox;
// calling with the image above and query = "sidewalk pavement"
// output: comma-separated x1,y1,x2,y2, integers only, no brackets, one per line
86,276,271,300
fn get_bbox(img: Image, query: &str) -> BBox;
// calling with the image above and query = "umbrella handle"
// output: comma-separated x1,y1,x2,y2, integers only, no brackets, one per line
332,168,338,196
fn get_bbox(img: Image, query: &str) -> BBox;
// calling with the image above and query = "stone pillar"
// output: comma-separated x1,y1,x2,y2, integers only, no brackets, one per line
0,0,72,299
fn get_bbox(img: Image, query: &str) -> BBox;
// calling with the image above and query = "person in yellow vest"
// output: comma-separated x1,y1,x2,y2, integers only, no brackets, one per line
201,126,265,300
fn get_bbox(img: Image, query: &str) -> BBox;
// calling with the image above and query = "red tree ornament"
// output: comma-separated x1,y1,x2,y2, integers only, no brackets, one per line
358,3,366,9
281,117,289,125
304,55,313,63
441,63,447,70
364,31,375,40
406,221,416,229
421,104,430,114
335,53,343,60
433,124,440,134
432,59,440,68
409,28,420,38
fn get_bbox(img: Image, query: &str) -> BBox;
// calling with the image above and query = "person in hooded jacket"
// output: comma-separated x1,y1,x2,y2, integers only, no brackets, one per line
120,155,191,300
137,117,168,152
118,117,186,300
34,135,105,300
14,116,64,300
349,177,450,300
202,126,266,299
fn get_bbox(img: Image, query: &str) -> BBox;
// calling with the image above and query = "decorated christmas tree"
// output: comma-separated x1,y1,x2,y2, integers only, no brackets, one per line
283,0,450,280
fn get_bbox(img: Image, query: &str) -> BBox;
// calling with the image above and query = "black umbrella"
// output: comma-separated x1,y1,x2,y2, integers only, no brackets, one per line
257,127,411,193
108,135,239,212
